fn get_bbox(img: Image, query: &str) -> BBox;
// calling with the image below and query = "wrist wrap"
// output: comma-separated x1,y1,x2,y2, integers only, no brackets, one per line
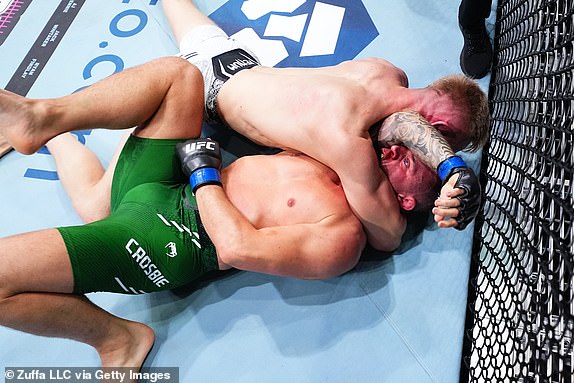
190,168,222,193
437,156,467,181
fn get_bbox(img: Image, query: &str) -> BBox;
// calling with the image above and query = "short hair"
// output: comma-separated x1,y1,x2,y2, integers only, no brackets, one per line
428,74,490,152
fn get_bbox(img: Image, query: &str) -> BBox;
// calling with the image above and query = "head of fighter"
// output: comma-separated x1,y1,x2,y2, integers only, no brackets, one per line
370,111,442,212
379,144,440,212
423,74,490,152
378,144,440,212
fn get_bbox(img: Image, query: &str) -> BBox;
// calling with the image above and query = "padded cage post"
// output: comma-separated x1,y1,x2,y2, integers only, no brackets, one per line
462,0,574,382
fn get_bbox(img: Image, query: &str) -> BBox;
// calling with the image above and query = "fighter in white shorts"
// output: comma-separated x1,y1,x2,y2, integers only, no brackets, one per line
177,25,260,123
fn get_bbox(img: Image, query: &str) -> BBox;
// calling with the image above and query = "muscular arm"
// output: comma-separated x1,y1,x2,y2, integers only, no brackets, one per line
329,133,407,252
377,110,455,170
195,185,366,279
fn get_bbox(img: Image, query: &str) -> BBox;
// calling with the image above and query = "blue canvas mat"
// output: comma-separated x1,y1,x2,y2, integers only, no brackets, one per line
0,1,494,382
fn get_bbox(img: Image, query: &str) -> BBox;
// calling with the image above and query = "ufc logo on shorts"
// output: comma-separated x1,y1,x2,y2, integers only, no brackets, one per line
184,141,216,153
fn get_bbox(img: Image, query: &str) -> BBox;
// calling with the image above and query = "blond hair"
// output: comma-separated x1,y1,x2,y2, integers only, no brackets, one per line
429,74,490,152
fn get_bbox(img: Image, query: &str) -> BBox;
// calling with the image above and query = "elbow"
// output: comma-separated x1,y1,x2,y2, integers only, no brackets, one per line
370,228,403,252
213,234,246,268
215,247,236,268
370,215,406,252
305,258,358,280
310,228,365,280
319,250,362,279
371,236,401,253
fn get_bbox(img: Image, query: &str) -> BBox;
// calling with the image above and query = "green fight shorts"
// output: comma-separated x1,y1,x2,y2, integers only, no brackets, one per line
57,135,219,294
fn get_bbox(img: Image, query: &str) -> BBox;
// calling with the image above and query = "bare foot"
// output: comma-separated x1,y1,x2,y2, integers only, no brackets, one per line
98,320,155,381
0,89,51,154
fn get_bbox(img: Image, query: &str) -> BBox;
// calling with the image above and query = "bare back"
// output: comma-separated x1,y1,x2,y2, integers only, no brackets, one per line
217,58,408,159
217,58,410,252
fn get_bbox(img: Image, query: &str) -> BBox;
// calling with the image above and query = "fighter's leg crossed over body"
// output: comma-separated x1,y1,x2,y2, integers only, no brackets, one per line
0,57,207,371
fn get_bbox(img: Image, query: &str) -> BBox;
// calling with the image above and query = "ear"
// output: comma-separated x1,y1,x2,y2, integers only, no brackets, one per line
431,120,447,130
397,194,416,211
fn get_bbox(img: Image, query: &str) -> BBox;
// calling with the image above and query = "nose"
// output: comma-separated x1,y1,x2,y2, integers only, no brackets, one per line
389,145,401,160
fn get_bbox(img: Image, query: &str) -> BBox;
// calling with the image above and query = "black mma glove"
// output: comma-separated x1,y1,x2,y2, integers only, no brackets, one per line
176,138,222,193
437,156,481,230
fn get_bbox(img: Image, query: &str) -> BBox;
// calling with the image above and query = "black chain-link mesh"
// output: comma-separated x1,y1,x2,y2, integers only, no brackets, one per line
462,0,574,382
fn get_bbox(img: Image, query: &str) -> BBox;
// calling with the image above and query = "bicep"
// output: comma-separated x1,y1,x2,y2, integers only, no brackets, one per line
329,136,405,251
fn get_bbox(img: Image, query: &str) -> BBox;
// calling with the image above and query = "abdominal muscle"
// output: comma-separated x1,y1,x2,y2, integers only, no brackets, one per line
220,152,349,229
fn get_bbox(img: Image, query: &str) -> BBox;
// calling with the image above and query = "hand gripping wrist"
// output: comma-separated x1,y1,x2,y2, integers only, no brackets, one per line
437,156,481,230
176,138,222,193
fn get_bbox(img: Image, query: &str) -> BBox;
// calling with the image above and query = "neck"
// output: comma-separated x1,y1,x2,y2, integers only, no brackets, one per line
402,87,427,112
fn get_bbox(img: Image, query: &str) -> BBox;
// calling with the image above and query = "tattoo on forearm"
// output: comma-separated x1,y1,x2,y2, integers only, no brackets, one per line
378,110,455,169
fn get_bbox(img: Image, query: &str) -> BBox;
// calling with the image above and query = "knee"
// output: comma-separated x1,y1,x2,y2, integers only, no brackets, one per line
77,208,109,224
149,56,202,92
153,56,199,79
163,56,203,86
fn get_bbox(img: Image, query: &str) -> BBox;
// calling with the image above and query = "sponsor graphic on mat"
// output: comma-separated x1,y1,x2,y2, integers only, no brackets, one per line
5,0,86,96
0,0,167,176
0,0,32,46
211,0,378,67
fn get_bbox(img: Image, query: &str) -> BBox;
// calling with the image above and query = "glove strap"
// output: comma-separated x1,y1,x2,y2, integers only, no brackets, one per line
190,168,222,193
437,156,467,181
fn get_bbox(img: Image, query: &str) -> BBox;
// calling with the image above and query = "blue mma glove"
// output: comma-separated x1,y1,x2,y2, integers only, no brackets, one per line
176,138,222,193
437,156,481,230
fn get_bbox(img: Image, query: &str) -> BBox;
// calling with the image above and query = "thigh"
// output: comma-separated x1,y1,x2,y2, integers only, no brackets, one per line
177,25,260,123
110,135,189,210
60,182,219,295
0,229,74,297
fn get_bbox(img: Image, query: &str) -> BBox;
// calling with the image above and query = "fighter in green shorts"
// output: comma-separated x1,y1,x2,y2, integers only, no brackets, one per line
0,55,448,370
57,136,218,294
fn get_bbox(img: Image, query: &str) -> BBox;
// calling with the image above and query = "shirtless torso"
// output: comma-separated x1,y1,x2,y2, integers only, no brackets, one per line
217,151,366,273
216,58,411,252
217,58,408,156
163,0,485,252
224,151,350,226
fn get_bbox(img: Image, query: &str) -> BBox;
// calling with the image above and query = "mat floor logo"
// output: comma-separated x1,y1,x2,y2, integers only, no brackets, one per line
211,0,378,68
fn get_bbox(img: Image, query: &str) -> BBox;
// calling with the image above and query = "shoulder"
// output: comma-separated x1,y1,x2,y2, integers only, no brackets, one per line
351,57,409,87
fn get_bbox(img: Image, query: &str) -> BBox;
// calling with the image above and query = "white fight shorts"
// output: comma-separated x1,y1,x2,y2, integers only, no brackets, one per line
178,25,260,123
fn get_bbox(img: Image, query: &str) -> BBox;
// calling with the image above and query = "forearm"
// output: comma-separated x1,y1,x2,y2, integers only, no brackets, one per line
333,138,406,251
377,110,455,170
195,185,357,278
359,201,406,251
194,185,253,266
